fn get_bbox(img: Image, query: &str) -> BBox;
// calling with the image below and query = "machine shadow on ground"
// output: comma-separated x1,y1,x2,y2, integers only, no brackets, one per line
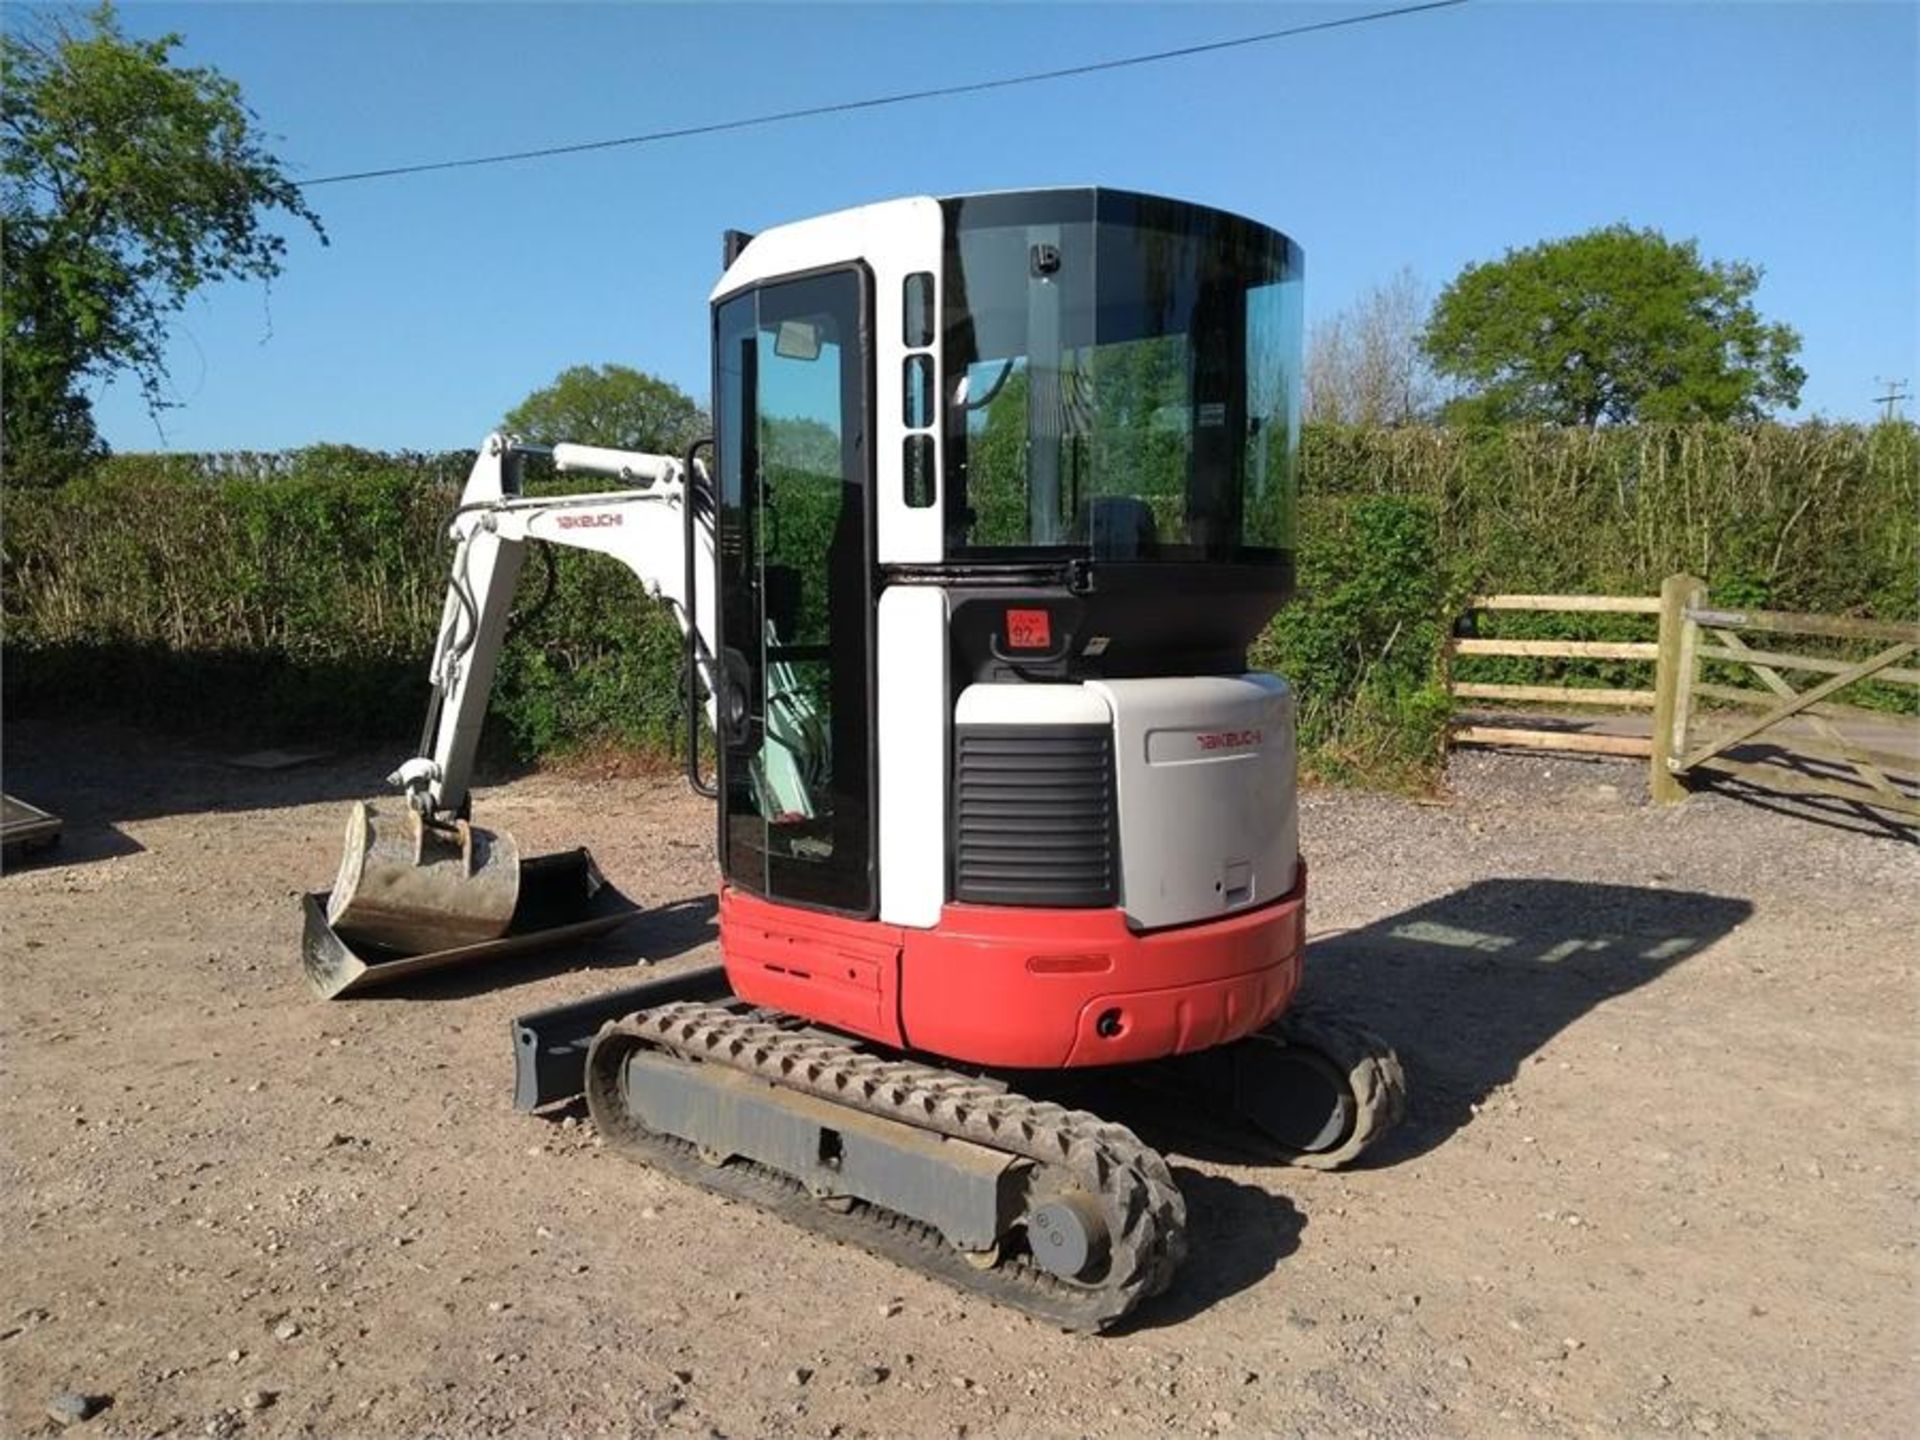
1071,879,1753,1172
1120,1169,1306,1331
0,822,142,870
1298,877,1753,1166
306,873,1752,1329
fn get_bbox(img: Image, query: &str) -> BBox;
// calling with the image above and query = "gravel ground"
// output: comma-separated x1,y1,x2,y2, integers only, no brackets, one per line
2,720,1914,1438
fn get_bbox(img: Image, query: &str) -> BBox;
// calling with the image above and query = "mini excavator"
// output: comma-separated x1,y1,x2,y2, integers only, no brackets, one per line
303,189,1405,1330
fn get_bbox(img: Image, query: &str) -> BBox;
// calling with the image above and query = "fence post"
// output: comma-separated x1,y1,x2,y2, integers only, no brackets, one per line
1650,573,1706,802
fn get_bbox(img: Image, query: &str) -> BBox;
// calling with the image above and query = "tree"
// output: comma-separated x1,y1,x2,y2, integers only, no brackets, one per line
504,364,707,454
1422,225,1803,426
1305,267,1443,425
2,3,324,482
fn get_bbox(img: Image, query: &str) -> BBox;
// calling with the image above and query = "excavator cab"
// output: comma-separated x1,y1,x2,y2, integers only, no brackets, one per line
701,190,1311,1068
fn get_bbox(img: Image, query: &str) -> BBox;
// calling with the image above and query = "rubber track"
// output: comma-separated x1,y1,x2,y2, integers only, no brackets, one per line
584,1001,1187,1332
1255,1002,1409,1170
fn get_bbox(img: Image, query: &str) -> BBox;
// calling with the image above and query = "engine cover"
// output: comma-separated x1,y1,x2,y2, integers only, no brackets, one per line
952,675,1298,931
1088,674,1298,930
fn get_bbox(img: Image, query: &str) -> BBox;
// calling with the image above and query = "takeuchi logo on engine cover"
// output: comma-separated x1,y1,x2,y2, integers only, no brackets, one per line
557,512,623,530
1195,729,1262,751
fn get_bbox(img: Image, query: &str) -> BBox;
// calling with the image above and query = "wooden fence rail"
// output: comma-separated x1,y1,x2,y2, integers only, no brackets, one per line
1449,577,1919,823
1446,592,1663,762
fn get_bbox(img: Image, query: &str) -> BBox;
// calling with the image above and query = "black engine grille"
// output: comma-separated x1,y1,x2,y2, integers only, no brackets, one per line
953,724,1117,908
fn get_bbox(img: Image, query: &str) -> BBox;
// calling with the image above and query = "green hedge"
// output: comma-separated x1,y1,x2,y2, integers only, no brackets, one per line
1303,422,1916,614
4,423,1913,789
1293,423,1919,739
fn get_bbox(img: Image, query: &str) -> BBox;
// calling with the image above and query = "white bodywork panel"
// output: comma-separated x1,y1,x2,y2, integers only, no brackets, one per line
955,681,1113,727
876,587,950,926
712,195,946,566
1088,674,1298,931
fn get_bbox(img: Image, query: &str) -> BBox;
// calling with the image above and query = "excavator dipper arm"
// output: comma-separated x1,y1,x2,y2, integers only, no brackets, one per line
406,431,721,820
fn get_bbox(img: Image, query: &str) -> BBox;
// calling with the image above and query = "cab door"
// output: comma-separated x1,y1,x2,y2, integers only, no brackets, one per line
712,268,876,916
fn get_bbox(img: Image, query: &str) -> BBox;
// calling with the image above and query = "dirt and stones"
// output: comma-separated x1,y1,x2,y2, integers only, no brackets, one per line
1,721,1914,1437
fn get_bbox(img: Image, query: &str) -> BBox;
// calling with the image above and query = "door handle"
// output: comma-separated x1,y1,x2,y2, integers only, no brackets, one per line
719,646,756,751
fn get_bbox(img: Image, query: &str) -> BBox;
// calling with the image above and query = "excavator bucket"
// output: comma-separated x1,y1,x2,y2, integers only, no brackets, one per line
301,801,640,999
326,800,521,952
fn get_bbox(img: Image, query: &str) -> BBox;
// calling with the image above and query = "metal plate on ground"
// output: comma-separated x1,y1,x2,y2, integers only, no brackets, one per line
2,794,62,859
300,847,639,1000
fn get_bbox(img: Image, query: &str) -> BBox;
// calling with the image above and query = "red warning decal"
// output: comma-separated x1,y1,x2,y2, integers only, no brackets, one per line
1006,608,1053,650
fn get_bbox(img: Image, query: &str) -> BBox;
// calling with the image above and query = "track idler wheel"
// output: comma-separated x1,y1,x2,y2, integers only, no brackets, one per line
1025,1190,1111,1282
325,799,521,953
1234,1004,1408,1170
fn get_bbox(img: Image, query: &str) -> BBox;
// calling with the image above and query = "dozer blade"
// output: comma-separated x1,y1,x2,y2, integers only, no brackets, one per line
510,960,732,1111
300,847,641,1000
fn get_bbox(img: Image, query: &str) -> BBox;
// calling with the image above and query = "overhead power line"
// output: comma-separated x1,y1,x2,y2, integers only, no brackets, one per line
297,0,1470,188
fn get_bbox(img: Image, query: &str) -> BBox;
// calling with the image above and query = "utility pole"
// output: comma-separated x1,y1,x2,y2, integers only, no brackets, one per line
1872,377,1910,422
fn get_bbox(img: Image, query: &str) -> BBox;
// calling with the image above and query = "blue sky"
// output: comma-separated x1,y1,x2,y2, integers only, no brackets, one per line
39,1,1920,451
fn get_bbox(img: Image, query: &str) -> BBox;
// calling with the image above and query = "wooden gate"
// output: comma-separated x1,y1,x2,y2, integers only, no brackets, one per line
1658,577,1920,820
1448,575,1919,822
